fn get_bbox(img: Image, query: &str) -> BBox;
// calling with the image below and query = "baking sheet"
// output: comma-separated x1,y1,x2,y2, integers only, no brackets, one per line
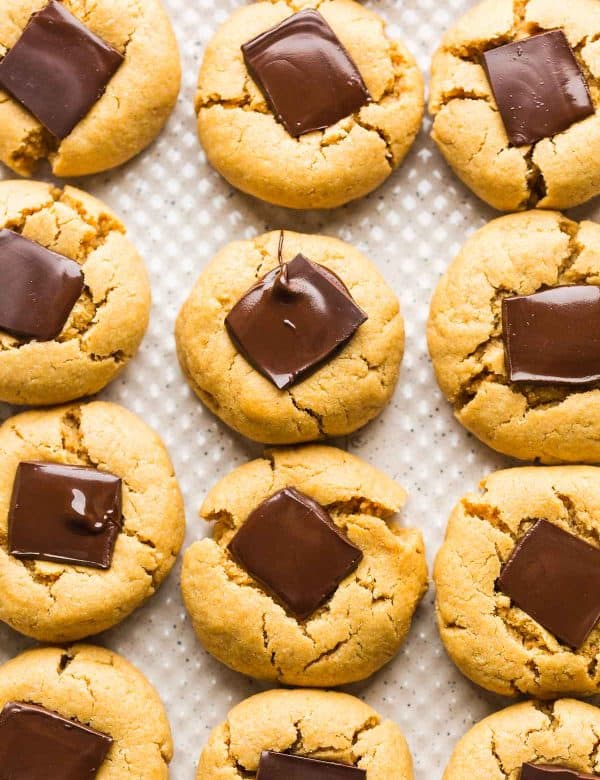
1,0,599,776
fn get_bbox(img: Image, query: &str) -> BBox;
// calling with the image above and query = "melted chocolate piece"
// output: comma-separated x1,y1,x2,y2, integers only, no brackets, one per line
0,229,84,341
0,0,124,139
228,487,363,620
0,701,112,780
242,9,370,137
522,764,599,779
225,253,367,390
482,30,593,146
9,462,123,570
502,285,600,384
498,519,600,648
257,752,366,779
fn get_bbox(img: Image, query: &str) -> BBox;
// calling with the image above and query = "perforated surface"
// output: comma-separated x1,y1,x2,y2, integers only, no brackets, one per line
0,0,599,777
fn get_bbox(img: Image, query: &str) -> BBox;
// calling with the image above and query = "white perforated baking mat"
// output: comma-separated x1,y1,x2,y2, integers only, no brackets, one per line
1,0,599,776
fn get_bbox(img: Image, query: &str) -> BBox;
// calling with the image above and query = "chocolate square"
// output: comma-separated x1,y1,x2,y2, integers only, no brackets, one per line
502,285,600,384
257,752,366,780
0,229,84,341
228,487,363,620
242,9,370,137
522,764,599,780
0,701,112,780
225,254,367,390
9,462,123,570
482,30,593,146
498,519,600,647
0,0,124,139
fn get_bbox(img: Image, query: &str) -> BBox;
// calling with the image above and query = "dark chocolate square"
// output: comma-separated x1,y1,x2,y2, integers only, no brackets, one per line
0,229,84,341
498,519,600,647
0,0,124,139
482,30,593,146
502,285,600,384
0,701,112,780
242,9,370,137
228,487,363,620
257,752,366,780
521,764,599,780
9,462,123,570
225,254,367,390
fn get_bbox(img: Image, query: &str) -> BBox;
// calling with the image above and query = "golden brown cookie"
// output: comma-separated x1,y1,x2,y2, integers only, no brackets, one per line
0,644,172,778
195,0,424,209
181,445,428,687
427,210,600,463
197,689,414,779
0,0,180,177
0,401,185,642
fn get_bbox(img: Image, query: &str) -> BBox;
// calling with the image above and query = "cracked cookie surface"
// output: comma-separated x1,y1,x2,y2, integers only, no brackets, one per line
0,180,151,406
175,230,404,444
429,0,600,212
427,210,600,463
0,401,185,642
435,466,600,698
0,644,172,778
0,0,180,177
196,688,414,779
195,0,424,209
444,698,600,779
181,445,428,687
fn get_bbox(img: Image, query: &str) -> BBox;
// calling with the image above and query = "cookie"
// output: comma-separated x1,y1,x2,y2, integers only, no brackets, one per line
427,210,600,463
434,466,600,698
0,644,172,778
175,230,404,444
443,699,600,780
0,401,185,642
197,689,414,779
181,445,427,687
429,0,600,212
0,180,151,406
0,0,180,178
195,0,424,209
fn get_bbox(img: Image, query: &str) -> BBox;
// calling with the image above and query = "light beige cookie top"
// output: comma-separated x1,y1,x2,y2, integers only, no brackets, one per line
0,180,151,406
435,466,600,698
176,230,404,444
444,699,600,779
429,0,600,211
181,445,427,687
0,644,172,778
197,688,414,779
0,401,185,642
196,0,424,209
427,210,600,463
0,0,180,177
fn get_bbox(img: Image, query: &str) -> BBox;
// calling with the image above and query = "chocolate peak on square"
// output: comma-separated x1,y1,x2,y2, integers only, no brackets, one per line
228,487,363,620
521,763,599,780
257,752,366,780
0,701,112,780
498,519,600,648
241,9,371,137
9,462,123,570
482,30,594,147
0,0,124,139
502,285,600,384
0,229,84,341
225,253,367,390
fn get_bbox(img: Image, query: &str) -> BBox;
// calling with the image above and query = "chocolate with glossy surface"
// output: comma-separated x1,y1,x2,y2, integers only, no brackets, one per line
502,285,600,384
482,30,593,146
521,763,599,779
257,752,366,779
498,519,600,648
0,0,124,139
242,9,370,137
0,701,112,780
228,487,363,620
9,462,123,570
